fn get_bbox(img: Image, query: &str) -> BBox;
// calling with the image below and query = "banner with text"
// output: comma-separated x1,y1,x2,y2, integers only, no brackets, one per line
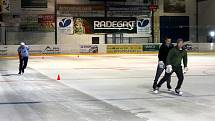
21,0,47,8
38,14,55,31
137,18,151,36
73,17,137,34
20,14,54,32
0,46,8,56
80,45,98,53
20,15,38,31
107,45,143,54
57,4,104,16
57,17,73,35
143,44,160,51
164,0,185,13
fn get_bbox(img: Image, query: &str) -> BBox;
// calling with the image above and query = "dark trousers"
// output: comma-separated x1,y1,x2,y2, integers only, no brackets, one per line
157,66,184,90
19,57,28,73
153,65,171,89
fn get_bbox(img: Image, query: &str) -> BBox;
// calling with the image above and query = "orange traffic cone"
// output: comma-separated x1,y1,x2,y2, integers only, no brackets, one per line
57,74,61,80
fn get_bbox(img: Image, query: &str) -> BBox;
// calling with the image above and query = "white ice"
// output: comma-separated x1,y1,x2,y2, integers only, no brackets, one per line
0,54,215,121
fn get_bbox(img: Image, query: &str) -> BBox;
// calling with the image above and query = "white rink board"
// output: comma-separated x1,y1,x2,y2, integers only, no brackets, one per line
0,43,215,56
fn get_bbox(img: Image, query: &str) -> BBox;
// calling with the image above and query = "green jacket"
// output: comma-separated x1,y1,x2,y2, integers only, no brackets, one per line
166,47,187,67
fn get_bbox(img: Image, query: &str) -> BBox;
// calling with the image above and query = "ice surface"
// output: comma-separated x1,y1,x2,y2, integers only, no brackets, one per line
0,54,215,121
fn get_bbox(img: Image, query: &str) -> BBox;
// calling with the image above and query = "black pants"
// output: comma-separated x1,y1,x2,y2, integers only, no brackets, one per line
157,66,184,90
19,57,28,73
153,65,171,89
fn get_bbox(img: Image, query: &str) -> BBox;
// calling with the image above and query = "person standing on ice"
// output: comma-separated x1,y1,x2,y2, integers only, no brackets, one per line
153,37,174,91
17,42,29,75
154,39,188,96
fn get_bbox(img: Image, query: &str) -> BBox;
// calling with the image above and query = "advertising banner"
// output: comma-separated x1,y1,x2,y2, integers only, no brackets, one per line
20,15,38,31
42,46,61,54
73,17,137,34
107,5,148,11
38,14,55,31
80,45,98,53
107,5,149,16
137,18,151,36
143,44,160,51
2,14,20,25
184,43,199,52
20,15,54,32
21,0,47,8
0,46,8,56
57,4,104,15
28,45,61,54
107,45,143,54
58,17,73,35
164,0,186,13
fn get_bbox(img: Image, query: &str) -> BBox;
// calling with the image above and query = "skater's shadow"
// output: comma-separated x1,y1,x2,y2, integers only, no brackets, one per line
158,90,178,96
1,74,20,76
149,89,177,96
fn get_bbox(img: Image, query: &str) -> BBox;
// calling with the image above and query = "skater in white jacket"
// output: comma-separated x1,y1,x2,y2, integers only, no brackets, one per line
17,42,29,74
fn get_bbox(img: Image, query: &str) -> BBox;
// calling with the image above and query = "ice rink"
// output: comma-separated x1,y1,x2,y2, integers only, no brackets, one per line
0,54,215,121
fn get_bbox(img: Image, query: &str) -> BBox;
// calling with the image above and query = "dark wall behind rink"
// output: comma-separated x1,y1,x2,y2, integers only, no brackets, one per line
160,16,189,43
198,0,215,42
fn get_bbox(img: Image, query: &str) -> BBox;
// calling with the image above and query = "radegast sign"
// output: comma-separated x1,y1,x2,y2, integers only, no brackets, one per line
94,19,136,31
73,17,137,34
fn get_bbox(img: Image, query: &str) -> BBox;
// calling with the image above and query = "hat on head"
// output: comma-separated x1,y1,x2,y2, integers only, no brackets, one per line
20,42,25,46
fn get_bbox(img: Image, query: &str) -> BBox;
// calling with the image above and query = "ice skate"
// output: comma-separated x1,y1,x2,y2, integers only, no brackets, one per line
153,82,157,91
167,85,172,92
168,88,173,92
175,89,183,96
153,87,160,94
22,69,25,74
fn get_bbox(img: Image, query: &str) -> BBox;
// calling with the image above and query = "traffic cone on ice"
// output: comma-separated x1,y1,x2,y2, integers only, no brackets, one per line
57,74,61,80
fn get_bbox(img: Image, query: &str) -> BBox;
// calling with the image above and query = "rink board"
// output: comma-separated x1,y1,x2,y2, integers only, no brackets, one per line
0,43,215,56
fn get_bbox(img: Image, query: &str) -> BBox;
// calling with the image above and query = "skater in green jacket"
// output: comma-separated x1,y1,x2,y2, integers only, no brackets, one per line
154,39,188,96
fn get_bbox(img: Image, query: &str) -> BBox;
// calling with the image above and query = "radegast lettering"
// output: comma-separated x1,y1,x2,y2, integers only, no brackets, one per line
92,17,137,33
94,20,136,31
73,17,137,34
